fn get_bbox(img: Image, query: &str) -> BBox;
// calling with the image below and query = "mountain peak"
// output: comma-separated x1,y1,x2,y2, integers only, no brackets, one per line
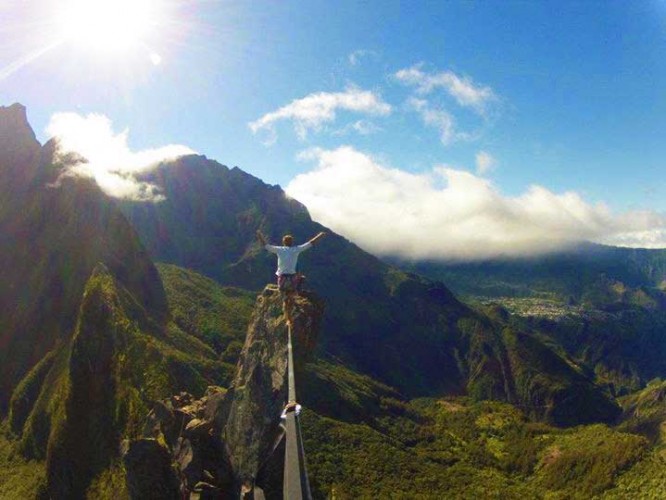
0,102,30,123
0,102,41,190
0,102,38,147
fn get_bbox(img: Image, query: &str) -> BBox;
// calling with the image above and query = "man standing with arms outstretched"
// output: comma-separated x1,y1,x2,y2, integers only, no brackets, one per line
256,230,326,324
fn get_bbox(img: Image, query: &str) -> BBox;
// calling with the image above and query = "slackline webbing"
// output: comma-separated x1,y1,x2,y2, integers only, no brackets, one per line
283,321,312,500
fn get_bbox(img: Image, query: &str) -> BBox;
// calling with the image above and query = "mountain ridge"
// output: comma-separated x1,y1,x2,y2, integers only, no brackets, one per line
118,153,620,425
0,104,168,413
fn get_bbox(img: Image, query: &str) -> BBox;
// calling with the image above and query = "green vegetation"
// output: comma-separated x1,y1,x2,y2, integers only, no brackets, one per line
0,427,45,499
1,263,256,498
533,424,646,497
301,360,407,424
602,447,666,499
85,461,128,500
15,344,70,460
303,398,655,499
300,353,664,498
157,263,255,357
617,379,666,445
404,246,666,398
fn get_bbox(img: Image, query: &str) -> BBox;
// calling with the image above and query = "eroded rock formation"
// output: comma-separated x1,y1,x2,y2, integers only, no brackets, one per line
123,286,324,498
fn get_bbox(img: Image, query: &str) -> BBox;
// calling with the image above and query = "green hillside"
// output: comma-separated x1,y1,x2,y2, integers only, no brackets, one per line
302,395,655,499
400,248,666,396
1,262,255,498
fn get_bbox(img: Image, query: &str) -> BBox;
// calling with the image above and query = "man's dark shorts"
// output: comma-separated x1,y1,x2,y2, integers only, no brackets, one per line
277,273,303,292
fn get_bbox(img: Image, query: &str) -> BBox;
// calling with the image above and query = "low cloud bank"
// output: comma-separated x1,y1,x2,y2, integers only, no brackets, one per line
286,146,666,260
46,113,195,201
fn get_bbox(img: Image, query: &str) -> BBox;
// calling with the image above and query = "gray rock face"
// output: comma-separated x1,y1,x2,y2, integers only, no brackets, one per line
123,286,324,498
123,439,181,500
224,286,323,494
0,103,41,186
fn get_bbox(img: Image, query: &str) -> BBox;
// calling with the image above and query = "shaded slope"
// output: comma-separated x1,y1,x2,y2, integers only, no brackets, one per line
617,378,666,445
0,104,167,412
118,155,618,425
512,305,666,395
46,265,141,498
8,263,252,452
404,246,666,395
119,155,474,396
157,263,255,361
9,263,250,498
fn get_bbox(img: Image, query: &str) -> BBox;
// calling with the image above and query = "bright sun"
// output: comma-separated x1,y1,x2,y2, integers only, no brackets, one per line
57,0,160,54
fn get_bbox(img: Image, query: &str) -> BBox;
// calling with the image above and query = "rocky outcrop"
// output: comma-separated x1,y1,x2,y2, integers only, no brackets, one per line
0,103,41,192
123,389,231,499
123,286,324,498
123,438,181,500
223,286,323,490
44,265,165,498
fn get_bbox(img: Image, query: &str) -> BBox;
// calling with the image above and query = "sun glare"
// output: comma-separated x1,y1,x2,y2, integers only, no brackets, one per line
57,0,160,53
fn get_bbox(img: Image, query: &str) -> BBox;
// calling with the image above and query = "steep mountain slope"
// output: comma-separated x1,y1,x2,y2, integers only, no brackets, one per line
402,248,666,394
118,272,656,499
118,154,619,425
3,264,253,498
0,103,167,414
119,156,471,395
0,106,255,498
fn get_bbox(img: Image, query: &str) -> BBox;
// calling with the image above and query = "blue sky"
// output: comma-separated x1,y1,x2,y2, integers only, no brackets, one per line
2,0,666,258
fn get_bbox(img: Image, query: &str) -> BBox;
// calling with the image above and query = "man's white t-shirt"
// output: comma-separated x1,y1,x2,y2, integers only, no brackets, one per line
265,242,312,275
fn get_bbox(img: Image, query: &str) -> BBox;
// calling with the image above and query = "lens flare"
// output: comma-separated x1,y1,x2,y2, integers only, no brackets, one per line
57,0,160,53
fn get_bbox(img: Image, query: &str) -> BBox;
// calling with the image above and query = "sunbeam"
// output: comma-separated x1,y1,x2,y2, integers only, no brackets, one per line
0,40,62,82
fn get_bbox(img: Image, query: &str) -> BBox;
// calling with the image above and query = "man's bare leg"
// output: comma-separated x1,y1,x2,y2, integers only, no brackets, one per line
283,291,295,326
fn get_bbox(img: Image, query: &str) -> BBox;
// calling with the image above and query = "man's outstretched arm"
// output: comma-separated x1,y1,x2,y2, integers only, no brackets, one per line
308,231,327,245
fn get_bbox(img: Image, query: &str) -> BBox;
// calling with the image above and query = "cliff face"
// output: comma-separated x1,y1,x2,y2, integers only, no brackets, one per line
223,287,323,490
0,103,41,195
123,286,324,498
46,266,132,498
0,106,168,413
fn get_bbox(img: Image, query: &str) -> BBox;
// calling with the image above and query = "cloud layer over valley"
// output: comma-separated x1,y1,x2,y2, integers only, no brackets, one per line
287,146,666,260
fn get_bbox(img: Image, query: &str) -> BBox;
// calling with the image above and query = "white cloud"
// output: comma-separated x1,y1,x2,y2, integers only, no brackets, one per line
395,64,496,115
603,229,666,249
348,49,377,66
333,119,381,136
286,146,666,260
46,112,195,201
248,86,391,143
407,97,471,145
475,151,496,175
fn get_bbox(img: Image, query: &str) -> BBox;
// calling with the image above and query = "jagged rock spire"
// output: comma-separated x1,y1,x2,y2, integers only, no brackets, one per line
123,286,324,498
